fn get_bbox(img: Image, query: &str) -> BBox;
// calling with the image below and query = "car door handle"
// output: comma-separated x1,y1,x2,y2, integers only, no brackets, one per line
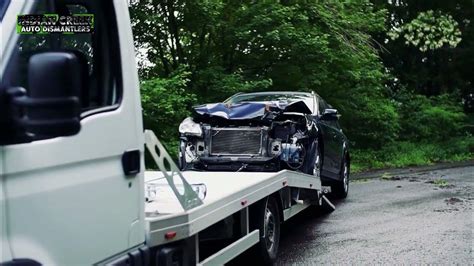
122,149,140,176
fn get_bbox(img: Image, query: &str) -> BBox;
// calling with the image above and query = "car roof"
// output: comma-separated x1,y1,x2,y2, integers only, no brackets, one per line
224,91,319,114
226,91,319,101
232,91,314,97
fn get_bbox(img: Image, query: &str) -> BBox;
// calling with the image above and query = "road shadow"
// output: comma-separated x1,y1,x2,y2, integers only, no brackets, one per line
228,197,346,265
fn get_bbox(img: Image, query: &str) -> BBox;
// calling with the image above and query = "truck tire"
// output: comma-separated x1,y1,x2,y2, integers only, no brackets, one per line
250,196,281,265
332,153,349,199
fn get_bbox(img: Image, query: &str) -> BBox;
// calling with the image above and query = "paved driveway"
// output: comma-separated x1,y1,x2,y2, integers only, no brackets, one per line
276,166,473,264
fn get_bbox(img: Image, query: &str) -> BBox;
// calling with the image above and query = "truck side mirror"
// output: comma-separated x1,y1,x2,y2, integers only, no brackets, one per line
11,52,82,138
321,108,339,121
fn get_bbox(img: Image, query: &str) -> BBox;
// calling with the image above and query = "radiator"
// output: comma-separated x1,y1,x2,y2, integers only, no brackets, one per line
210,128,262,155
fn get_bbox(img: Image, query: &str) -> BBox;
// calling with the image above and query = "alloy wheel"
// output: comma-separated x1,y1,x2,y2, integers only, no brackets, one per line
343,161,349,193
313,152,321,179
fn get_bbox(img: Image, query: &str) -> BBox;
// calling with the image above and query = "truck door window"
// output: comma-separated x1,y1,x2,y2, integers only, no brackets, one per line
0,0,10,20
2,0,121,113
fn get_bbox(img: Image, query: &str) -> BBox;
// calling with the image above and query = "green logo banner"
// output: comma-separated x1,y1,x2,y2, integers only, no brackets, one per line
17,14,94,34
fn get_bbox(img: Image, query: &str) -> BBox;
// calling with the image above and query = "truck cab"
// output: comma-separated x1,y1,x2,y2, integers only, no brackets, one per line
0,0,145,264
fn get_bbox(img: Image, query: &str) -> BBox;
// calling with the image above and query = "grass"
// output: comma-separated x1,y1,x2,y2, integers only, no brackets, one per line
351,136,474,173
351,178,371,183
433,179,449,188
380,172,393,180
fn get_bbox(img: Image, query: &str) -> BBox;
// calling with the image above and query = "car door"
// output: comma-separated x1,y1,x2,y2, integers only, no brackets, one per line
316,97,340,178
326,114,346,174
0,0,144,264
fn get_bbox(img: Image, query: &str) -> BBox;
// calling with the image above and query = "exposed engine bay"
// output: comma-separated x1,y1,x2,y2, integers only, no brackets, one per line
179,101,318,172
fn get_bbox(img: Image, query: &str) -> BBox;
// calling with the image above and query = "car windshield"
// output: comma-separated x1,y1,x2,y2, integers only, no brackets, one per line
225,93,311,104
224,92,315,113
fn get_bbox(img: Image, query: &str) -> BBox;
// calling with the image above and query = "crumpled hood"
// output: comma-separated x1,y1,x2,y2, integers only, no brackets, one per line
193,101,312,120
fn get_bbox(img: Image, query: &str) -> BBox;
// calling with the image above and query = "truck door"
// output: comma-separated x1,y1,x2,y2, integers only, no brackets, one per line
1,147,12,262
0,0,144,264
0,1,6,255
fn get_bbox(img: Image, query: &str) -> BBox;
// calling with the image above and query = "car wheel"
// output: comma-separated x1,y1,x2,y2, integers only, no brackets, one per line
178,141,187,170
303,138,321,178
333,154,349,199
250,196,281,265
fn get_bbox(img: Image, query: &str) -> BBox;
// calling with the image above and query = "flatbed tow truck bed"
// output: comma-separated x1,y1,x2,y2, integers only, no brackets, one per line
145,170,321,244
142,130,335,265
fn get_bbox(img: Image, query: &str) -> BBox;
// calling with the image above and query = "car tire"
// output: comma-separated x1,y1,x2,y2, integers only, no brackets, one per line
250,196,281,265
333,153,349,199
303,138,322,178
178,141,187,170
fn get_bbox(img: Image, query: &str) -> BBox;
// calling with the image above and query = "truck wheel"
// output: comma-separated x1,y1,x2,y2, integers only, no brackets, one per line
333,154,349,199
250,197,281,265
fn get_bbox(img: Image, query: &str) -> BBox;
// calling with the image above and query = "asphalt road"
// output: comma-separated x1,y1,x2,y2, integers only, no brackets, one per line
276,165,473,264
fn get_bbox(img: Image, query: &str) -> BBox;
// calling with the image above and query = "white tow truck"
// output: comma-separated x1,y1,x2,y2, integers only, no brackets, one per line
0,1,336,265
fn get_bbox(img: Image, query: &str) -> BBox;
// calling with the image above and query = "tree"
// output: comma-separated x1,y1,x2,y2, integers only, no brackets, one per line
372,0,474,97
131,0,398,149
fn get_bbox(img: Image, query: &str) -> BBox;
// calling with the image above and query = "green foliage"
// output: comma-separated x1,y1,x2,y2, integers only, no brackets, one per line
396,92,466,141
131,0,397,148
351,136,474,172
388,10,462,52
131,0,473,171
373,0,474,96
433,179,449,188
192,67,273,103
341,89,399,149
140,68,195,158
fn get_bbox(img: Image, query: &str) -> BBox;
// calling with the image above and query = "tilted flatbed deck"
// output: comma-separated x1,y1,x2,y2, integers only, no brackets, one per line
142,130,334,265
145,170,321,247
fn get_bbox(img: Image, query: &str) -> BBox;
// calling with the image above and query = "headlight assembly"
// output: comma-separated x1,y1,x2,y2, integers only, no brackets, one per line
179,117,203,137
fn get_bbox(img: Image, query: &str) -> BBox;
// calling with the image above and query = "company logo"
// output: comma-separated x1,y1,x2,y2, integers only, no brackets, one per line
17,14,94,34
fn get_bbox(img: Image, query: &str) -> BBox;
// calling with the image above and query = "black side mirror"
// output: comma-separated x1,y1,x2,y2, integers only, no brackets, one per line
321,108,339,121
10,52,82,138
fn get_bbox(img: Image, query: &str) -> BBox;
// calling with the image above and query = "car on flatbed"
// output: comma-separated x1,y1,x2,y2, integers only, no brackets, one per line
178,91,351,198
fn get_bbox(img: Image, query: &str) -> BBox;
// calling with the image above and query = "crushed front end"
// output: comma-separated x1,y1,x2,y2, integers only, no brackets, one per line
178,101,317,172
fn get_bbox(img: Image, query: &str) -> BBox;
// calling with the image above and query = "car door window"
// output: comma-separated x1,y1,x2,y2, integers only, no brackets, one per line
318,97,328,115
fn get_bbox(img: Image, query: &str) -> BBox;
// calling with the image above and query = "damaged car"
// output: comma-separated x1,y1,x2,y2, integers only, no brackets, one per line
178,91,350,198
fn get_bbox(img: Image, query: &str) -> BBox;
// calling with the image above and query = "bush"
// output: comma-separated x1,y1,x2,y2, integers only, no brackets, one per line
396,92,466,141
339,88,400,149
141,68,196,160
351,136,474,172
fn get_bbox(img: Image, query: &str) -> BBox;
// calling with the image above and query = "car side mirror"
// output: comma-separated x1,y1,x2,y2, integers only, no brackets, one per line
321,108,339,121
10,52,82,138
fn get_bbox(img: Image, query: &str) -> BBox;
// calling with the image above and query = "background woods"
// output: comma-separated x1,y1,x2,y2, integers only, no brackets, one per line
130,0,473,171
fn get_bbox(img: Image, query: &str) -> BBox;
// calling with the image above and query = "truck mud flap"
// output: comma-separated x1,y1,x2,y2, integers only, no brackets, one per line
320,195,336,213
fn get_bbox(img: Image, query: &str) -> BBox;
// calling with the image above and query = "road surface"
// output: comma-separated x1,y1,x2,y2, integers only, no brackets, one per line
276,165,473,264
